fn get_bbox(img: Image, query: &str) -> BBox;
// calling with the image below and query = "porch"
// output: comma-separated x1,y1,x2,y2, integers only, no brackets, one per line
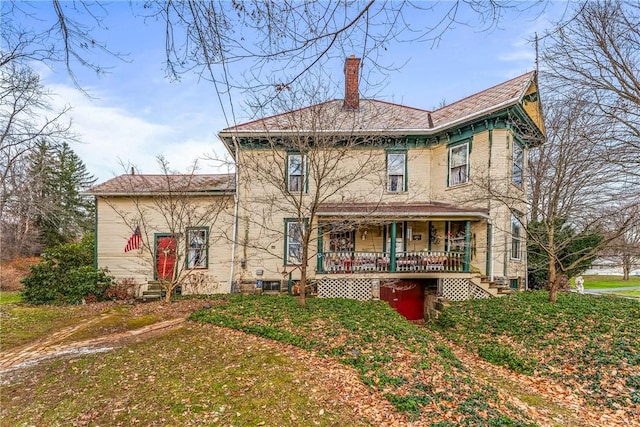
314,203,488,276
318,250,465,274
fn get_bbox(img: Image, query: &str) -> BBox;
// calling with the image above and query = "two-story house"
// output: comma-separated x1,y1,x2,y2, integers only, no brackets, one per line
89,56,544,319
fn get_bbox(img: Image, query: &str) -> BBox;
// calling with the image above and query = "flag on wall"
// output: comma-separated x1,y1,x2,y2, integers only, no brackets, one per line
124,226,142,253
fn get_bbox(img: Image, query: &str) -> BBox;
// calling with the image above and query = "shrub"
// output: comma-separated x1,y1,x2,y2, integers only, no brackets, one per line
105,277,137,300
21,234,114,305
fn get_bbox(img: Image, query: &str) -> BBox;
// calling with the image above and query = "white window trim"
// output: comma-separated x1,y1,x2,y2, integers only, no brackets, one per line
287,153,306,193
512,141,524,187
285,219,304,265
387,152,406,192
449,143,469,187
511,214,522,261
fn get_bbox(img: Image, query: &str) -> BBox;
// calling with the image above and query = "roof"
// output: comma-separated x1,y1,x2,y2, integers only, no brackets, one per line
86,173,235,196
220,71,537,136
316,202,489,219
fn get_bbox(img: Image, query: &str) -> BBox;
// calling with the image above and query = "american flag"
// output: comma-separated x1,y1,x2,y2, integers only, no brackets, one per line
124,226,142,252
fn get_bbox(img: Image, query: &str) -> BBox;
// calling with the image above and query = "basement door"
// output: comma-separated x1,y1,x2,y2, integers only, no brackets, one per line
155,235,177,281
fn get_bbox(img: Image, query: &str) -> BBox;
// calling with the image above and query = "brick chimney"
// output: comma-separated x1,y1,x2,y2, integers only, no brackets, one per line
343,55,360,110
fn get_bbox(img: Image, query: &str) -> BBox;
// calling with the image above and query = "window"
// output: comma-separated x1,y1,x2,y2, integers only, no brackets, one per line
512,141,524,187
511,214,522,260
449,143,469,186
287,154,306,193
329,227,355,252
387,152,406,192
285,219,304,265
187,228,208,268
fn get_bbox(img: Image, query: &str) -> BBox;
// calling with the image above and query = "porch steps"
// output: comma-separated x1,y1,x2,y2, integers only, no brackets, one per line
472,276,514,297
142,283,163,302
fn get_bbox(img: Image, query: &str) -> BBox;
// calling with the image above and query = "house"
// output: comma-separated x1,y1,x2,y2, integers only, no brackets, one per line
89,57,545,319
87,173,236,298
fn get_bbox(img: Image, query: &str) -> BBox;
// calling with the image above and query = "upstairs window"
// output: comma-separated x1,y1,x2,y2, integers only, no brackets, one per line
186,227,208,268
511,213,522,260
285,219,304,265
287,153,306,193
512,141,524,187
387,152,406,192
449,143,469,186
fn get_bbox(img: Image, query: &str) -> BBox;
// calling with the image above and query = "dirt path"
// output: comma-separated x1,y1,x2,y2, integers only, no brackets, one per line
0,316,186,374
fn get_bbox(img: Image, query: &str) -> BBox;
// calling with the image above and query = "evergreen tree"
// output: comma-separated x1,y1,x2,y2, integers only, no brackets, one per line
29,140,96,249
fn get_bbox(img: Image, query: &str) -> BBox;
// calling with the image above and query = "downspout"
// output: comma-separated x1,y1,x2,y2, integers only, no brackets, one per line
93,196,98,271
228,137,240,292
487,124,494,281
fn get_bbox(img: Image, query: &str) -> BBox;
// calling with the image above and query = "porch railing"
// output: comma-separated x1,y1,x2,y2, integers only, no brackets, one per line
319,250,465,274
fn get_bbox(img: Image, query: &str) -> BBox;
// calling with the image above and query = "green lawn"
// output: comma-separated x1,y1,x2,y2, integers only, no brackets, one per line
0,291,22,304
582,275,640,289
612,290,640,298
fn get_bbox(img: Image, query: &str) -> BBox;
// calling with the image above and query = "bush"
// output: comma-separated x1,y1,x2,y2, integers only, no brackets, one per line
21,234,114,305
105,277,137,300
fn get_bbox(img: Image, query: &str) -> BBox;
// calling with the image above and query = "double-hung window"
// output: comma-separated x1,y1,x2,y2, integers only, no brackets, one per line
186,227,208,268
287,153,306,193
449,143,469,186
511,213,522,260
387,152,406,192
285,219,304,265
512,141,524,187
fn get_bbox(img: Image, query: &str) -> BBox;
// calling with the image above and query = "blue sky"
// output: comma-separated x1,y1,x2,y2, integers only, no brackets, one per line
12,2,569,182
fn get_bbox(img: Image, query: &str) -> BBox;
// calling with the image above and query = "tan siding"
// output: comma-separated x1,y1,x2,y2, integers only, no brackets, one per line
96,196,235,295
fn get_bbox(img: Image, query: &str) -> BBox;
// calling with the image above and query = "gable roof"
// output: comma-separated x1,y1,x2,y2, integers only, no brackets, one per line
86,173,235,196
219,71,538,136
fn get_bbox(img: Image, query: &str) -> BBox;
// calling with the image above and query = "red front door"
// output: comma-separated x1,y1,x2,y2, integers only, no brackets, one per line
156,236,177,281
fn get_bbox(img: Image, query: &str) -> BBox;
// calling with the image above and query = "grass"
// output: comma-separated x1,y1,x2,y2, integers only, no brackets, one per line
190,295,535,425
582,275,640,289
4,292,638,425
0,304,89,349
614,290,640,298
1,324,367,426
0,290,22,305
432,290,640,416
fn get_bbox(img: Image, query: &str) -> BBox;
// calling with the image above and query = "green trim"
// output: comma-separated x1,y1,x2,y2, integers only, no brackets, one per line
225,104,543,151
386,150,407,192
284,218,304,265
185,226,209,269
486,223,492,277
389,222,397,272
93,197,98,271
447,141,470,187
464,221,471,272
286,153,307,194
316,223,324,272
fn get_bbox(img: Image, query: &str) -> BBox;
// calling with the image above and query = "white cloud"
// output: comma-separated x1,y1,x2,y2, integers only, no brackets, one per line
48,84,225,182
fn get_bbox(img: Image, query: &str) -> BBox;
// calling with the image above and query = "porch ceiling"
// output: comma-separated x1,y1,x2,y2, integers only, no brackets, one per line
316,202,489,221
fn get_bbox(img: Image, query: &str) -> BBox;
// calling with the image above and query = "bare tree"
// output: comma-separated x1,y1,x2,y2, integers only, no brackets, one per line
526,91,638,302
96,157,233,302
542,0,640,178
219,75,426,304
601,212,640,280
4,1,558,98
0,61,76,259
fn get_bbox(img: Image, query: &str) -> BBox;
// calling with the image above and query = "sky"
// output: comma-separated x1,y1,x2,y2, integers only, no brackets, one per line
9,1,571,183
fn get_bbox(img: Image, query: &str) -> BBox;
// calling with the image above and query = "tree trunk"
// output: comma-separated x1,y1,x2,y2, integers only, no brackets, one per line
548,258,558,303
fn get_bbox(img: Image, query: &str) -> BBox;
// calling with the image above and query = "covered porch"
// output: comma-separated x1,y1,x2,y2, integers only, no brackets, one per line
315,203,490,276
